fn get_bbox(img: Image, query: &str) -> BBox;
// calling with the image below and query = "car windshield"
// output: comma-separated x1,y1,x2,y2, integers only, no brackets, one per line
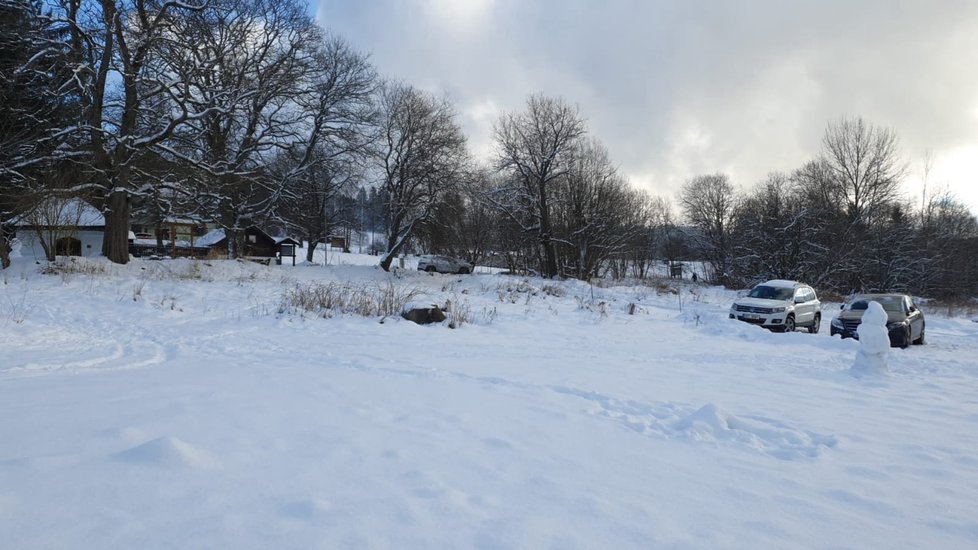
747,285,794,301
848,297,904,313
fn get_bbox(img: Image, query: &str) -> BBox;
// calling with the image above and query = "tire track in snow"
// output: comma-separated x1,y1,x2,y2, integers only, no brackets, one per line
1,326,167,378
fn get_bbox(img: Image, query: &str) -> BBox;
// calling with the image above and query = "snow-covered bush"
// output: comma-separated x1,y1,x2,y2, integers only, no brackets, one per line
445,298,471,329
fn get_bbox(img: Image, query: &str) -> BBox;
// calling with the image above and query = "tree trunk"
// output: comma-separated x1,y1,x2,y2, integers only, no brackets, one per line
537,180,558,278
306,239,317,263
227,229,242,259
155,222,165,253
379,216,403,272
102,190,131,263
0,236,9,269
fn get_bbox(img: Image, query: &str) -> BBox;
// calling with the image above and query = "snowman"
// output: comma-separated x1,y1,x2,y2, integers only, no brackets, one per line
851,301,890,376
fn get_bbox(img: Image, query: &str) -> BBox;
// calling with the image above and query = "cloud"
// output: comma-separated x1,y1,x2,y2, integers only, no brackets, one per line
315,0,978,210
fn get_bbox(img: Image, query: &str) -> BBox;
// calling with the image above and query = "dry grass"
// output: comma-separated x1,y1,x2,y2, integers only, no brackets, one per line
443,296,472,329
495,279,539,303
541,283,566,297
280,280,420,319
41,257,109,279
920,298,978,319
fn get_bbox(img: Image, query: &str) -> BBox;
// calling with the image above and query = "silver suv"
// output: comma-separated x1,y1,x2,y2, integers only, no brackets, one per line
729,280,822,333
417,254,473,274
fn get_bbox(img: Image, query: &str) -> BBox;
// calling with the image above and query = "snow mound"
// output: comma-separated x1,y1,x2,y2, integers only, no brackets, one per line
672,403,732,432
670,404,838,460
113,436,215,469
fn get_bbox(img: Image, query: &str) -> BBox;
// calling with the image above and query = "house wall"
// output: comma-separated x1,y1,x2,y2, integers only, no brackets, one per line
14,228,104,260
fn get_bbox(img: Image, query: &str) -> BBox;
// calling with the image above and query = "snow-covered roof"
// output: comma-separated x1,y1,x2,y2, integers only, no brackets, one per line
8,198,105,227
163,216,205,225
195,228,226,247
760,279,804,288
273,236,300,245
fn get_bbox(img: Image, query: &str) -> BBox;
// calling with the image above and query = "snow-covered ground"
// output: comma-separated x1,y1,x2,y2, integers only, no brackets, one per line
2,253,977,549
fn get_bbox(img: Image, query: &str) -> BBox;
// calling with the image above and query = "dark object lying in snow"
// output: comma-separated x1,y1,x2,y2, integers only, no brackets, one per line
401,306,447,325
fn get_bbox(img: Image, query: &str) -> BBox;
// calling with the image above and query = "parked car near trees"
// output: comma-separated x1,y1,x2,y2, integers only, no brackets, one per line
830,294,925,348
729,280,822,333
417,255,474,274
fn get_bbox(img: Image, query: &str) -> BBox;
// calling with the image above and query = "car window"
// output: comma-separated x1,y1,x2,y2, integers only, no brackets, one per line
876,297,904,313
850,296,903,313
794,288,814,302
748,286,794,300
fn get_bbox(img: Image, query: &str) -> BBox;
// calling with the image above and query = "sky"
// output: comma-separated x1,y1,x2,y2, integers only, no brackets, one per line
314,0,978,212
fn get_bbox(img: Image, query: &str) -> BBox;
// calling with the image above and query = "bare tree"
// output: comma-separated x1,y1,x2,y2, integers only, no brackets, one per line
729,172,826,285
275,150,360,263
417,166,496,263
156,0,320,257
492,94,586,278
55,0,212,264
679,173,737,284
821,116,905,222
19,195,93,261
917,191,978,297
553,138,639,279
272,35,376,262
613,193,673,280
1,0,81,268
371,82,467,272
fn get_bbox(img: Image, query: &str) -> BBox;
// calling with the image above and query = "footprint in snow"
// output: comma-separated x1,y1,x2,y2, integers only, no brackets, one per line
551,386,836,460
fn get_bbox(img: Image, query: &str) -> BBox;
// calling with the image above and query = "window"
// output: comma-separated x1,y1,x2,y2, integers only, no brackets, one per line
248,235,257,243
748,286,794,300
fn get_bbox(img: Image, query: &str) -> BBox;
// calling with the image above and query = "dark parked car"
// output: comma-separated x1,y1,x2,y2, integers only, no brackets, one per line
830,293,925,348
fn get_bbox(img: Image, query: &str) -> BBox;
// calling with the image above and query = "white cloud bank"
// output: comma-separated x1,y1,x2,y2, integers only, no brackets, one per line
316,0,978,210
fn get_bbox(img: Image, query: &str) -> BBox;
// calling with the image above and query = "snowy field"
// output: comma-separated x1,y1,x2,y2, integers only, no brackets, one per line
2,253,978,549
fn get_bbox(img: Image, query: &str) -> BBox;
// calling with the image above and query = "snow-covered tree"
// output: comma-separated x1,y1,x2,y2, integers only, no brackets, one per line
553,138,640,279
821,117,905,223
0,0,80,267
370,82,467,272
272,35,376,262
155,0,321,257
55,0,213,263
679,173,737,285
492,94,586,279
729,172,825,285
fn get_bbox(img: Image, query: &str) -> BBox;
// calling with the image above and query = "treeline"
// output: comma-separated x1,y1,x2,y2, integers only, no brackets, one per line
680,118,978,298
1,0,976,298
0,0,679,278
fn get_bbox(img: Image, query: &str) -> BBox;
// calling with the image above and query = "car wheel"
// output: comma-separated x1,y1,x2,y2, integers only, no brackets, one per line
457,267,470,274
783,315,795,333
808,313,821,334
424,266,436,273
913,323,926,345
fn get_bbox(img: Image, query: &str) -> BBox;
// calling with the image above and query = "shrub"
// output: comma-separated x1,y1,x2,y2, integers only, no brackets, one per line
281,280,419,319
